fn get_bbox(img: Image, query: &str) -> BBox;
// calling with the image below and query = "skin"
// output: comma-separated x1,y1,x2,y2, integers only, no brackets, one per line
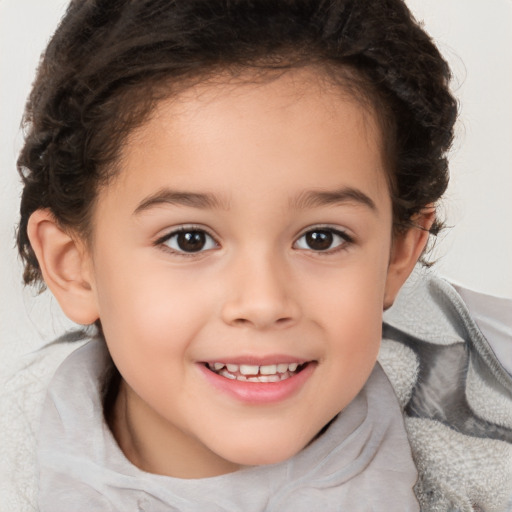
28,69,431,479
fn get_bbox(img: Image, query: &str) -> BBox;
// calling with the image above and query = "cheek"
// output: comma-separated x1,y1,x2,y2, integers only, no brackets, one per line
308,251,389,323
97,273,210,349
90,253,216,385
95,273,209,403
308,253,389,376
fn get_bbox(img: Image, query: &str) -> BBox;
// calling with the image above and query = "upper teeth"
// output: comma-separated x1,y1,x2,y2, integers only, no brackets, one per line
209,362,300,376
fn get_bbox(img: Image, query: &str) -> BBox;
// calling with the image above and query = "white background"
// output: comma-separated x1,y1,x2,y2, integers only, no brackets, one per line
1,0,511,353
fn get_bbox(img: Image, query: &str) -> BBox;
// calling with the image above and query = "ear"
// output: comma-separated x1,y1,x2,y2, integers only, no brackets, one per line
27,209,99,325
383,207,435,310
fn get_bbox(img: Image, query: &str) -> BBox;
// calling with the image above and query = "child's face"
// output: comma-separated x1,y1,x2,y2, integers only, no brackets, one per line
81,70,412,477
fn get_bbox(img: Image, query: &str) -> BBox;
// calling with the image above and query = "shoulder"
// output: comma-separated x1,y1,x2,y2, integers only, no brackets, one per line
0,331,89,511
380,267,512,512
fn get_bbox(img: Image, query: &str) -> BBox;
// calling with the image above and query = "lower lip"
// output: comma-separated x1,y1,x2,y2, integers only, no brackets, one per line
198,363,316,404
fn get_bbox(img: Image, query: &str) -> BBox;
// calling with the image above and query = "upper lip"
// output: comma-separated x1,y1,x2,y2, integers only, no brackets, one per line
200,355,311,366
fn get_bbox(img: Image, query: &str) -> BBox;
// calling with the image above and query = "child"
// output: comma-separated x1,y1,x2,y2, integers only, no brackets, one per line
12,0,512,510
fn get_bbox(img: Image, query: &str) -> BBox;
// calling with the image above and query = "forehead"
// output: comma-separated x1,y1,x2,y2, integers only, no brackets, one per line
104,68,389,213
138,68,383,151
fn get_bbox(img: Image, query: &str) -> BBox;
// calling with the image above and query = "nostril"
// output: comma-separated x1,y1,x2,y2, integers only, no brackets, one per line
233,318,250,326
228,316,294,329
221,294,300,329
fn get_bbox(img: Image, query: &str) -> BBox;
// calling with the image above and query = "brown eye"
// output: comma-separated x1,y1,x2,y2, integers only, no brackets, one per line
161,229,217,253
294,228,350,252
176,231,206,252
305,230,333,250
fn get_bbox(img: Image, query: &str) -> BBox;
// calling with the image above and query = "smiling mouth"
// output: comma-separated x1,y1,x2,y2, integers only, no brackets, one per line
204,362,309,383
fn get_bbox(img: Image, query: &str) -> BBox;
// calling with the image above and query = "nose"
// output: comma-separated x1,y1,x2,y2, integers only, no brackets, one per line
220,252,300,330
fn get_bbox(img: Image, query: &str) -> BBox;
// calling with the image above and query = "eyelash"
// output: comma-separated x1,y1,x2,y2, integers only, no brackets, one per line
154,225,219,257
154,225,354,257
293,226,354,255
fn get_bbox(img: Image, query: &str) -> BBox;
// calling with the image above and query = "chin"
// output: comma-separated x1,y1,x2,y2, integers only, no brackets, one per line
234,450,299,467
217,435,311,468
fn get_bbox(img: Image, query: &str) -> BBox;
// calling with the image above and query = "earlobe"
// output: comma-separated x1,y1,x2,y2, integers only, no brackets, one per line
27,209,99,325
384,207,435,310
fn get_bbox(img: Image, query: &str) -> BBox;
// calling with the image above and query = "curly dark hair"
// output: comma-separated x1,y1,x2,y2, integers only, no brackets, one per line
17,0,457,286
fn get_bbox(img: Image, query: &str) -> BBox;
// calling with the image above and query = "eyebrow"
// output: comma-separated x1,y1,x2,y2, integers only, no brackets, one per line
133,188,229,214
290,187,377,212
133,185,377,214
